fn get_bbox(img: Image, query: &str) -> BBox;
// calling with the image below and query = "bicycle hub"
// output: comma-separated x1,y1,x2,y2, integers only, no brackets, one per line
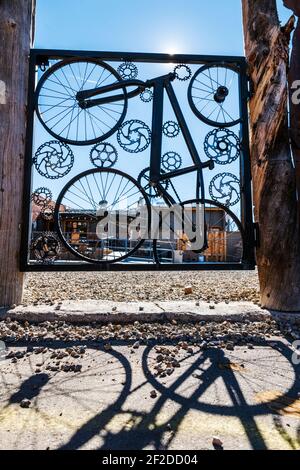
214,86,229,104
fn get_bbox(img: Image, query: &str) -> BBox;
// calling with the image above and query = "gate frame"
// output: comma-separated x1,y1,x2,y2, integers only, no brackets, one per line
20,48,256,272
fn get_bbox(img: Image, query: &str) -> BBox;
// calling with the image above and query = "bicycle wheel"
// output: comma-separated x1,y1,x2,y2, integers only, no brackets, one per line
35,58,128,146
153,199,244,265
188,63,241,128
54,168,151,264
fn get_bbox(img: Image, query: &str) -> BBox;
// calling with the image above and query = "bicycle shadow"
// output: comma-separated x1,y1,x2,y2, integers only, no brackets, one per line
1,335,299,450
0,340,132,450
58,345,132,450
56,338,300,451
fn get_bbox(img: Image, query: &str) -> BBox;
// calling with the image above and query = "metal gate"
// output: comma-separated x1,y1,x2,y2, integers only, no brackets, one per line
20,49,256,271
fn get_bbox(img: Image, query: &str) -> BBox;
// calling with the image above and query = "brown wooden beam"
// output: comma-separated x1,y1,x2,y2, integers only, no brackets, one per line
0,1,35,307
242,0,300,311
284,0,300,213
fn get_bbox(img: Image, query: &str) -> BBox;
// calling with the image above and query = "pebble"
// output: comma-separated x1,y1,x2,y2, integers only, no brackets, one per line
150,390,157,399
22,272,260,305
172,360,180,368
6,350,25,359
184,286,193,295
0,317,298,356
212,437,223,449
47,365,59,372
20,399,31,409
34,347,46,354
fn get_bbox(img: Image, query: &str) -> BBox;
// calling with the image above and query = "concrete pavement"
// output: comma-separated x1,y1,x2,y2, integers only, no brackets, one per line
1,300,300,324
0,337,300,450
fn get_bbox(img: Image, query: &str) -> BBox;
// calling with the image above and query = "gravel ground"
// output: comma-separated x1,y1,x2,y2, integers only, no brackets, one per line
22,271,260,306
1,316,299,346
1,303,300,450
3,271,300,451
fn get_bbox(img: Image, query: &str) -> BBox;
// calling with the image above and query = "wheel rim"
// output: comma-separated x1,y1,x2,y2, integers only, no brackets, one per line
188,64,241,128
153,199,245,265
35,58,128,146
54,169,151,264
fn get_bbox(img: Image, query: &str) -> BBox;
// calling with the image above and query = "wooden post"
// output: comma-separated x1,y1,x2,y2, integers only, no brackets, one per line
242,0,300,311
284,0,300,214
0,1,35,307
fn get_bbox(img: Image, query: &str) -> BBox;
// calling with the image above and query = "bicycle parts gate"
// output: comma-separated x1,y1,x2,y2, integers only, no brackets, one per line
20,49,256,271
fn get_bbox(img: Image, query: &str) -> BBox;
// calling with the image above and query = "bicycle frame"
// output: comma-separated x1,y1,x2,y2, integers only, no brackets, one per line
77,72,214,201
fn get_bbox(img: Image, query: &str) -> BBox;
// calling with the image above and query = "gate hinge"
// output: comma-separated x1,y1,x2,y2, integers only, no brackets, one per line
36,55,50,71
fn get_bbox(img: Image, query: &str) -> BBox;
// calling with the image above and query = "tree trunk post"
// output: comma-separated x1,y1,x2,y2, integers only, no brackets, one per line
242,0,300,311
284,0,300,217
0,1,35,307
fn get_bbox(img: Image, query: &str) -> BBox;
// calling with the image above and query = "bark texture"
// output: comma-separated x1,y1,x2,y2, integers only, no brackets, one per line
0,1,35,307
284,0,300,211
242,0,300,311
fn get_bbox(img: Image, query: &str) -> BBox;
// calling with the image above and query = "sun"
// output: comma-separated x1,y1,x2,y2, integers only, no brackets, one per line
165,46,180,56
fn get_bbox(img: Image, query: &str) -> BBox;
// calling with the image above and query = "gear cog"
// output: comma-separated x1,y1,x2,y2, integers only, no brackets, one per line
140,88,153,103
163,121,181,138
31,187,53,207
138,167,169,199
31,232,60,264
117,62,139,80
90,142,118,168
174,64,192,82
162,152,182,171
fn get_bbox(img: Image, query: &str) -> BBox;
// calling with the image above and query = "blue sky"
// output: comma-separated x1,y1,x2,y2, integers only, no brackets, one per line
35,0,291,55
31,0,293,213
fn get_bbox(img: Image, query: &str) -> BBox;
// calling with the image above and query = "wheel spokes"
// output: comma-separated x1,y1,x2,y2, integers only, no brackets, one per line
57,170,149,263
37,60,126,144
190,65,240,126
